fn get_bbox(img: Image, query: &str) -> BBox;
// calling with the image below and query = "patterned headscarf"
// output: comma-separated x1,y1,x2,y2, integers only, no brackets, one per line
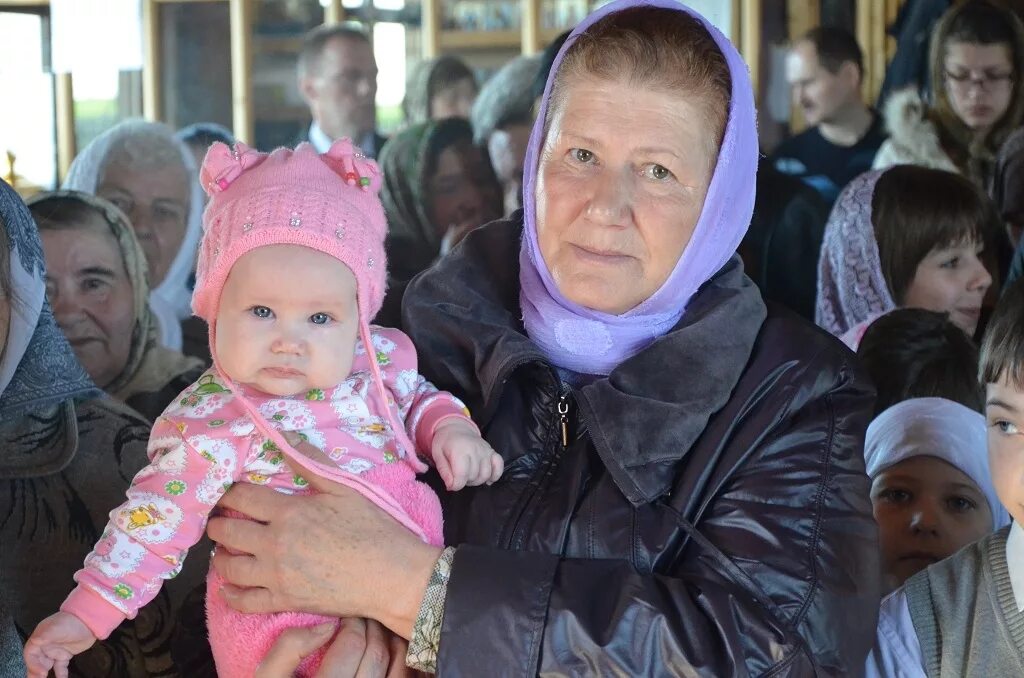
379,118,478,283
0,181,98,423
27,190,204,401
816,169,896,337
63,120,204,352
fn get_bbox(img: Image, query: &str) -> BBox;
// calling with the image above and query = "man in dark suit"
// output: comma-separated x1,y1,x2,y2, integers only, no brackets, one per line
298,25,387,158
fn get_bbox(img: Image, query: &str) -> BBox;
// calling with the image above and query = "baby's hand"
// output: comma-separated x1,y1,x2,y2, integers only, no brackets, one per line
24,611,97,678
431,419,503,491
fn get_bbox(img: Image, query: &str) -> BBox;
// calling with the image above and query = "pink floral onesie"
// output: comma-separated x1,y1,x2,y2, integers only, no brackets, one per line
59,327,466,676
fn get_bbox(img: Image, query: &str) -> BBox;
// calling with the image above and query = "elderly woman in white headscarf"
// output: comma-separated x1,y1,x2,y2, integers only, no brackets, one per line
866,397,1009,594
63,120,204,353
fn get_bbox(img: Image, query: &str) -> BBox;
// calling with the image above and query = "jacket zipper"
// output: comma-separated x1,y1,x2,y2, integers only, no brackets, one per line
505,379,572,550
557,394,570,447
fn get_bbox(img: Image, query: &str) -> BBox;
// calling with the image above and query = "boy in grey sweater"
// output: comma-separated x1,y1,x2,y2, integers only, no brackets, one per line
867,278,1024,677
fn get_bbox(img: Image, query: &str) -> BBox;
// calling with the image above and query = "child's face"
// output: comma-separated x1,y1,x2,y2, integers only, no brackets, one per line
215,244,359,397
987,376,1024,526
902,240,992,336
871,455,993,592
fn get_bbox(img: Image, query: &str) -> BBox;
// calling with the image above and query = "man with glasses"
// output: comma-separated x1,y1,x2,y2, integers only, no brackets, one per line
298,25,386,159
772,26,887,205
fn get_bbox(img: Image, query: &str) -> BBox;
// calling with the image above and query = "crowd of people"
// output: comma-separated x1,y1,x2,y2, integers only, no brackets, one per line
4,0,1024,675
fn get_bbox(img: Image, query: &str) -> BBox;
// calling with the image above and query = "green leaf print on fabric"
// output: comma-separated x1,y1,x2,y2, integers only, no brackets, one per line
180,374,230,406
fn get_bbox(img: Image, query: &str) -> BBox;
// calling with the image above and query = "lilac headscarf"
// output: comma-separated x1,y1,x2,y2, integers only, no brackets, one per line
519,0,759,376
815,169,896,338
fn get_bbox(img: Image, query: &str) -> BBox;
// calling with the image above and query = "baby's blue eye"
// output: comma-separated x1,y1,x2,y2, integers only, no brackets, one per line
310,313,331,325
251,306,272,319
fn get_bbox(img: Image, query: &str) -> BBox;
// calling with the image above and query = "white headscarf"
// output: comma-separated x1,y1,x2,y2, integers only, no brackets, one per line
865,397,1010,529
62,119,204,351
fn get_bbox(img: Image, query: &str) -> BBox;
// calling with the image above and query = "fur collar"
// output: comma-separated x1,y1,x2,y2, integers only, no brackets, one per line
879,89,959,173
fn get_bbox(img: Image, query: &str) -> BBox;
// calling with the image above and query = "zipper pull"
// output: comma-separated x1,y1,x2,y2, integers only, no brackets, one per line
558,397,570,447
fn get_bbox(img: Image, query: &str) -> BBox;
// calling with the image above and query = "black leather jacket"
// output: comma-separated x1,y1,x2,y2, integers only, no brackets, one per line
403,217,880,677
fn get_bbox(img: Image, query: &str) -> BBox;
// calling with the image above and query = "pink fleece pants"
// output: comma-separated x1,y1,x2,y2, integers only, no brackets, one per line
205,466,444,677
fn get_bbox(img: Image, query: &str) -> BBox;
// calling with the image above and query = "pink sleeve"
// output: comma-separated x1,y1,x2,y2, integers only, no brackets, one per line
62,418,243,639
374,328,478,460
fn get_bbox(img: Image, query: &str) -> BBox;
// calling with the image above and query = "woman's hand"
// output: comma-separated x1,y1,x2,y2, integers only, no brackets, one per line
255,618,416,678
206,456,442,639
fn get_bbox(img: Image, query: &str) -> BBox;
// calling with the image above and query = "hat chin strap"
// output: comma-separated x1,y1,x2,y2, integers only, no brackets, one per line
205,319,430,542
357,318,426,472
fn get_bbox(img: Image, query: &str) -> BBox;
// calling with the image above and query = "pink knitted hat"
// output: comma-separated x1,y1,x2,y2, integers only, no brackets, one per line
191,139,422,471
192,139,386,324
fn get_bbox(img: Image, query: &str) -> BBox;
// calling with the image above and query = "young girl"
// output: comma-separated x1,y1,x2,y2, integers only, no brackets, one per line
23,139,503,678
817,165,995,348
874,0,1024,191
865,397,1008,595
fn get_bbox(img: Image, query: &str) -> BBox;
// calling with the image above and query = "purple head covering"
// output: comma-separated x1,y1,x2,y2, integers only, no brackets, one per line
519,0,759,376
815,169,896,337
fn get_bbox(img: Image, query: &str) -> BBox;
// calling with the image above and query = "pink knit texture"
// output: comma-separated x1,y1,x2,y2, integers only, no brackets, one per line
192,139,387,324
206,467,443,678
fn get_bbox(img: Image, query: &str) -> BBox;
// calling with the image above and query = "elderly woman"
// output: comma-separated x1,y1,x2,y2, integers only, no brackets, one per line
470,55,541,215
28,191,206,423
0,180,206,676
376,117,502,326
63,120,204,354
208,2,880,674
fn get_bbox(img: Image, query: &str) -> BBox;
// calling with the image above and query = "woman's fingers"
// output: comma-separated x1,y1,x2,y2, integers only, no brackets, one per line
219,583,279,614
353,619,392,678
255,623,335,677
216,482,293,522
314,617,367,676
386,630,414,678
207,513,269,555
210,550,264,588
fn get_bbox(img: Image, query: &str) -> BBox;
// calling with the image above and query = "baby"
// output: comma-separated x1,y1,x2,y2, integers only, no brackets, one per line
24,139,502,677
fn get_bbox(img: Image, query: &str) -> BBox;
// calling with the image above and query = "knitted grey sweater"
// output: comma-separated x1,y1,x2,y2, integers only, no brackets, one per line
906,526,1024,677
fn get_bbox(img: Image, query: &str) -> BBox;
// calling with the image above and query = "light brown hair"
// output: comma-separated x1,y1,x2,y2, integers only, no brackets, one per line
929,0,1024,181
546,7,731,153
980,277,1024,387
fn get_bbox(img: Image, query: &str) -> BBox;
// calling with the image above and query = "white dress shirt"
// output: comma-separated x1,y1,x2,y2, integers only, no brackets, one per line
308,122,379,158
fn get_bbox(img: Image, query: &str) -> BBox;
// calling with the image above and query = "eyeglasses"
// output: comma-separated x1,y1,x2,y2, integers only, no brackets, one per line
944,68,1015,93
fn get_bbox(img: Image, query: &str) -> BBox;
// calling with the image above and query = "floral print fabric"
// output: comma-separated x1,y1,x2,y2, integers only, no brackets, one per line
62,326,469,638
